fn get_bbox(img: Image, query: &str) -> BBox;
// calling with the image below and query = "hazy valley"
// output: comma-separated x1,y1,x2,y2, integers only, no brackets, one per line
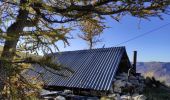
137,62,170,86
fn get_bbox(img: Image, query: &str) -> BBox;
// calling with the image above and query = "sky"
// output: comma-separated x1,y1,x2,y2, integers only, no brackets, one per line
57,14,170,62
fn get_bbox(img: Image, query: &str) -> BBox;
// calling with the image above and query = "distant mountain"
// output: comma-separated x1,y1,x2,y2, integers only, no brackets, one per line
137,62,170,86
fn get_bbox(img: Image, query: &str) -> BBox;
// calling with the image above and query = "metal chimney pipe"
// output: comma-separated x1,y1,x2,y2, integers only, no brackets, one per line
133,51,137,73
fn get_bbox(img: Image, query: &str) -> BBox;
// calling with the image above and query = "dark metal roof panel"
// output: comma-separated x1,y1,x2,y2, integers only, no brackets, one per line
28,47,127,91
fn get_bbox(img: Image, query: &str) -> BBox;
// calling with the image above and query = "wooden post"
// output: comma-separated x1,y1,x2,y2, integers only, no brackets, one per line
133,51,137,73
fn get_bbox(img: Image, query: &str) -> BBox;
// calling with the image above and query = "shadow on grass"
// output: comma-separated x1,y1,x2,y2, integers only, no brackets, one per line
144,86,170,100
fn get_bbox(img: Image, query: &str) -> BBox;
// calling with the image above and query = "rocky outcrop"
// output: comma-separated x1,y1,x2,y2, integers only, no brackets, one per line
103,72,147,100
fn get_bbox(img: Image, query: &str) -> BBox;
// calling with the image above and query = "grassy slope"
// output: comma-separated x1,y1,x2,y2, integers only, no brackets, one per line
144,86,170,100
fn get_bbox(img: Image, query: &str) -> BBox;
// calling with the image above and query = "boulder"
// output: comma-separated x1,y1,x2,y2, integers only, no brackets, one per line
114,95,121,100
114,80,126,87
129,76,137,80
126,82,133,87
115,76,128,81
114,87,122,93
108,93,121,100
120,95,132,100
108,93,117,97
64,89,73,94
122,86,135,94
129,80,139,86
132,93,139,96
55,96,66,100
132,94,147,100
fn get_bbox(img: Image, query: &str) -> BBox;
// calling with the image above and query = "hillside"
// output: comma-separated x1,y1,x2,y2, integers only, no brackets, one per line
137,62,170,86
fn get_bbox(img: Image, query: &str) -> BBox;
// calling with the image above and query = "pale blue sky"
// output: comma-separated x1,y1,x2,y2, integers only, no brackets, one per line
57,14,170,62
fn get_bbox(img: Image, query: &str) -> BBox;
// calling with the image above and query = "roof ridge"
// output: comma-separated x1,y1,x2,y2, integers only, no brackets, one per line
54,46,125,54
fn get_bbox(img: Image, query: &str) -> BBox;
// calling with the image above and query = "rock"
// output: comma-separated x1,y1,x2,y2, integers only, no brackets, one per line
112,72,146,100
129,80,139,86
108,93,121,100
137,87,144,93
120,95,132,100
152,84,156,87
126,82,133,87
114,80,126,87
129,76,137,80
64,89,73,94
138,76,145,80
132,95,147,100
55,96,66,100
139,80,145,84
114,87,122,93
138,83,145,92
114,95,121,100
132,93,139,97
119,72,128,77
108,93,117,97
122,86,135,94
115,76,128,81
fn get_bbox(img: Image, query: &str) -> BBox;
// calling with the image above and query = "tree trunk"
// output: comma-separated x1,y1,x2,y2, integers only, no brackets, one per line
0,0,28,97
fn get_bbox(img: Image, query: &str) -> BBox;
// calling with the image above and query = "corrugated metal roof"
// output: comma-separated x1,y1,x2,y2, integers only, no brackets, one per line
27,47,129,91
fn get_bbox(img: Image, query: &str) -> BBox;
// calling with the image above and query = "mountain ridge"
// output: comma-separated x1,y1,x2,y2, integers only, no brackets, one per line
137,62,170,86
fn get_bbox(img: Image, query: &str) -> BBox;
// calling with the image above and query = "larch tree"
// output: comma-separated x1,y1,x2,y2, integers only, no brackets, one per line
78,1,106,49
78,18,106,49
0,0,169,99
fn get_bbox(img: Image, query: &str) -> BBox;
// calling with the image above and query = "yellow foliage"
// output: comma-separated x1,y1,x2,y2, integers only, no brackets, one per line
144,71,154,78
142,10,155,14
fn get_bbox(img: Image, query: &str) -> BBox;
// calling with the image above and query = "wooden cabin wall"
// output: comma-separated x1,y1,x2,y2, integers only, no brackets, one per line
116,53,131,74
